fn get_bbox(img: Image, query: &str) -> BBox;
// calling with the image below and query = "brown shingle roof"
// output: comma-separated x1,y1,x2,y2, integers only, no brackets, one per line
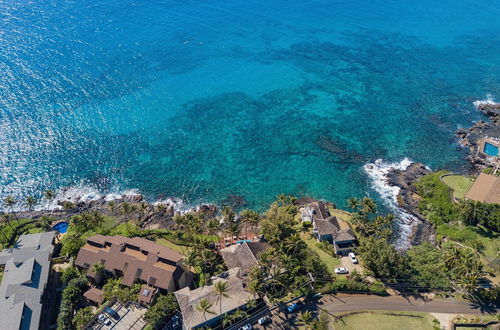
465,173,500,204
75,235,185,291
83,287,105,305
220,242,270,275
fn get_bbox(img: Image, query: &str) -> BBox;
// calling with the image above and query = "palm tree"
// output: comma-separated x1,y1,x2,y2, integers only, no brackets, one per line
196,299,214,322
443,246,463,270
469,240,485,255
1,213,15,230
43,189,56,204
297,310,314,329
221,206,235,223
3,196,17,214
460,200,479,226
347,197,359,210
361,197,377,215
213,280,230,315
226,221,240,240
25,196,37,211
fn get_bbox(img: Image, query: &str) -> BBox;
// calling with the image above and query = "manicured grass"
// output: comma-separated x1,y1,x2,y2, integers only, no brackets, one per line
333,310,437,330
301,233,340,274
155,238,187,254
330,208,353,224
441,175,475,200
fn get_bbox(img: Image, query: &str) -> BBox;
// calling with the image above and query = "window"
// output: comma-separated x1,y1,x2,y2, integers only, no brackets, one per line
149,277,156,286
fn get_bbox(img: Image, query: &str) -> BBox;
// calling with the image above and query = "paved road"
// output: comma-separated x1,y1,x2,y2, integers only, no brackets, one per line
254,294,497,330
318,294,497,315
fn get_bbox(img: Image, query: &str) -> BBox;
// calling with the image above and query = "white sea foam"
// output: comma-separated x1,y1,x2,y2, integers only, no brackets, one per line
473,94,498,109
363,158,418,250
0,182,205,216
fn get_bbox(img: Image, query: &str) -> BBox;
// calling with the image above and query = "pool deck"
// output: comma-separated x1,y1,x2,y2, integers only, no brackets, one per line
479,137,500,157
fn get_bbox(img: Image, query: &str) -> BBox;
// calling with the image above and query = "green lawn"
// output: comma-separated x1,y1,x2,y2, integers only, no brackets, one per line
329,208,353,224
333,311,437,330
441,175,475,200
301,234,340,274
155,238,187,254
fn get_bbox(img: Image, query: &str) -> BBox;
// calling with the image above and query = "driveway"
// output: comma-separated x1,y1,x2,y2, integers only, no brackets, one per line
339,256,363,274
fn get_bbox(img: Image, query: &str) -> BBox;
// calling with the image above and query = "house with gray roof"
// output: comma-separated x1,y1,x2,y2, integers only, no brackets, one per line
0,231,56,330
174,267,254,329
219,241,270,276
306,202,357,255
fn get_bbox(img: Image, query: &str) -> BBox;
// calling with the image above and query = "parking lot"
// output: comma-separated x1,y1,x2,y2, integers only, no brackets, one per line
88,302,147,330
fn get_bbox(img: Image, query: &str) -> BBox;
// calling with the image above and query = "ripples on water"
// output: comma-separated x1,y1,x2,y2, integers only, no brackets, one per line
1,0,500,217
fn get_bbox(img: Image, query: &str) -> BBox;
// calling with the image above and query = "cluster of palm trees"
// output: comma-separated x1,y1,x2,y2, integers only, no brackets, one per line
250,198,329,302
443,245,486,293
1,189,57,215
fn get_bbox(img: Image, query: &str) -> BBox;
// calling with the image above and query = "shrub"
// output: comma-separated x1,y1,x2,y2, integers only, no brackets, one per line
57,277,88,330
144,293,179,329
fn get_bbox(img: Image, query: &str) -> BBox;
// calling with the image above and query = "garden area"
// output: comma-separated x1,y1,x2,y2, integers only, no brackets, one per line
332,311,438,330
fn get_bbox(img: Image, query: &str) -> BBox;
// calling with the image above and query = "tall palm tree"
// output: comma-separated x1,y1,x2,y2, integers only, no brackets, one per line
221,206,235,223
443,246,463,270
3,196,17,214
361,197,377,215
25,196,37,212
460,201,479,226
43,189,56,204
347,197,359,210
297,310,314,329
1,213,15,230
213,280,230,315
196,299,214,322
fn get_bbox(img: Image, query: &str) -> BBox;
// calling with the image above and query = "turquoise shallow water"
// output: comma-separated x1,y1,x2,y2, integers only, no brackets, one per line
1,0,500,210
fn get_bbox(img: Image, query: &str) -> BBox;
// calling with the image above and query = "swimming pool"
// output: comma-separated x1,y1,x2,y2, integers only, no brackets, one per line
484,142,499,157
52,221,69,233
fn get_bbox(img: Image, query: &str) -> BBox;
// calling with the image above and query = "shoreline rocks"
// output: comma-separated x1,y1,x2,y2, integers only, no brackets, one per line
456,101,500,172
386,162,436,246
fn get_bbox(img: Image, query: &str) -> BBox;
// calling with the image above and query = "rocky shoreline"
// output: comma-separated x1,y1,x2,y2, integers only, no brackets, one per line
10,193,217,230
456,102,500,172
387,162,436,246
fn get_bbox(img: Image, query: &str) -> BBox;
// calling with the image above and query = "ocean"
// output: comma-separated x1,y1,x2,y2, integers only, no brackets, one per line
2,0,500,224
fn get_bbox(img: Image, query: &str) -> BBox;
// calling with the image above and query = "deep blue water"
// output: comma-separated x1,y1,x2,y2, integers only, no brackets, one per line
484,142,499,157
2,0,500,210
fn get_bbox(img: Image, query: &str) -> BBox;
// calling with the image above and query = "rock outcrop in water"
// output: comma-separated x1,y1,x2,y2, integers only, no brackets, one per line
456,101,500,172
387,162,436,246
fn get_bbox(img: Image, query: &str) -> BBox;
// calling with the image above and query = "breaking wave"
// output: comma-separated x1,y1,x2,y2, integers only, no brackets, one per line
363,158,418,250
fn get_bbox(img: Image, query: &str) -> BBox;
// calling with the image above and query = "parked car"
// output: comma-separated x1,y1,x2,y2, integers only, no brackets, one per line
348,252,358,264
104,307,120,320
334,267,349,274
258,316,271,325
287,302,301,312
97,314,112,326
239,324,252,330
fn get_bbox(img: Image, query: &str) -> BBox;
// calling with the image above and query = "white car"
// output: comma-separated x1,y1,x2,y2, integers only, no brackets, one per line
348,252,358,264
258,316,271,325
334,267,349,274
97,314,112,326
